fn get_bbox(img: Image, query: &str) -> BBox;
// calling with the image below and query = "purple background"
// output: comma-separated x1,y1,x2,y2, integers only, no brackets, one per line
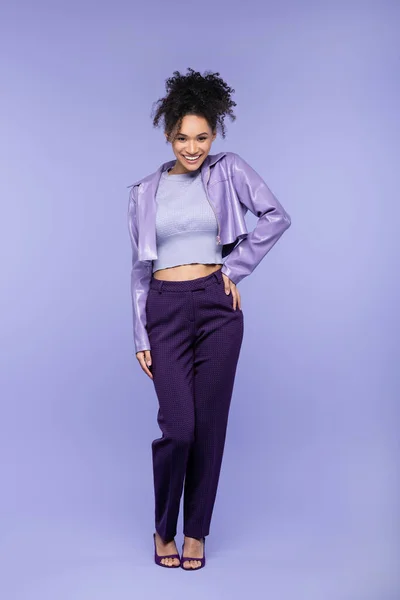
1,1,399,598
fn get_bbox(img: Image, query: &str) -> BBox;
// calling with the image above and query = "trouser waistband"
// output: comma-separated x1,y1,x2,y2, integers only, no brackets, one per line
149,268,223,293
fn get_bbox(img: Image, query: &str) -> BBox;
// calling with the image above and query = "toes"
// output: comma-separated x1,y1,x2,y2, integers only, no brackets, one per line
161,556,179,567
183,559,200,569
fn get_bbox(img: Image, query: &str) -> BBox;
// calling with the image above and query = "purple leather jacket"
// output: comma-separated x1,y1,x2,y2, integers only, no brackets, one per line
127,151,291,353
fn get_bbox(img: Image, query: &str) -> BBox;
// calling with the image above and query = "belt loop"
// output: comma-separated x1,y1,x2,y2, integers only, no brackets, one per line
213,271,221,284
158,281,164,294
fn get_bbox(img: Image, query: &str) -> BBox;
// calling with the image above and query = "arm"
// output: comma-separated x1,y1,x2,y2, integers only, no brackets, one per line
220,152,291,285
127,185,152,353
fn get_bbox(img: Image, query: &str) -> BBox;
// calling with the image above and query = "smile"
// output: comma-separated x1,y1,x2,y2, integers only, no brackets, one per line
183,155,202,163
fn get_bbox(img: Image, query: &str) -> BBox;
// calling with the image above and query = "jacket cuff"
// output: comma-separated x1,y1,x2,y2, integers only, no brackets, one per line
135,343,151,354
220,263,241,285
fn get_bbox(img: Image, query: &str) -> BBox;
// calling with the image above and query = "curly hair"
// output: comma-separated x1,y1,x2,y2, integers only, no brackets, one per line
151,67,237,143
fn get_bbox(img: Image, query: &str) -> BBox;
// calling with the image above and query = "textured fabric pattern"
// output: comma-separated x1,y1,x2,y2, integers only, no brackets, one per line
146,268,244,541
152,167,225,273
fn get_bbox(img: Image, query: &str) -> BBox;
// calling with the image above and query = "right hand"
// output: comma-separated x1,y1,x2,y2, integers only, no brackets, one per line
136,349,153,380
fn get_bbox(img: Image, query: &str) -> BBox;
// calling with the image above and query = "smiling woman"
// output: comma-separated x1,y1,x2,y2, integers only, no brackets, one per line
127,67,291,571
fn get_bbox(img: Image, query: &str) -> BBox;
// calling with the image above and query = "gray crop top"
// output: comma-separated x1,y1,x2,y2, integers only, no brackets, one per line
152,166,225,273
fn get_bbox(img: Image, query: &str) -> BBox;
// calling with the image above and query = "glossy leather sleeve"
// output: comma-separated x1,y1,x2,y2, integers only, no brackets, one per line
127,186,152,354
220,153,291,285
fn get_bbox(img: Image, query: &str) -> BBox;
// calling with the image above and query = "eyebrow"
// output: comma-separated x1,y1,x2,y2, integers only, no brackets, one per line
177,132,209,136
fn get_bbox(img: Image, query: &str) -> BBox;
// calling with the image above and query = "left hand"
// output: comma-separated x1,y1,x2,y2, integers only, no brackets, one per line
221,273,242,311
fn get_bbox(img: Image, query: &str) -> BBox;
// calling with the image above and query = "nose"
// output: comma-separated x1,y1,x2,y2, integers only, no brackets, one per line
187,142,198,154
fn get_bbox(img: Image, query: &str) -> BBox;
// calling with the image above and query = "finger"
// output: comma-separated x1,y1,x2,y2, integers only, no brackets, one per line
140,359,153,379
143,351,153,379
137,352,153,379
221,274,231,295
144,350,152,369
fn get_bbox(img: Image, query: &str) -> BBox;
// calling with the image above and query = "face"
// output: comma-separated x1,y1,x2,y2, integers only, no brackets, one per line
165,114,217,174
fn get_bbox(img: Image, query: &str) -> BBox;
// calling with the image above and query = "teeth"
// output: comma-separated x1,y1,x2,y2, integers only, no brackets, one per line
185,155,200,161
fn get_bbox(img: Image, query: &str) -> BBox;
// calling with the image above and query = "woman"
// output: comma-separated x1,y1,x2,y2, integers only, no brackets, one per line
127,68,291,570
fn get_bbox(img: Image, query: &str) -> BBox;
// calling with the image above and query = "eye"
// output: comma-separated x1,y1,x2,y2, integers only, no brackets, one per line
176,136,208,142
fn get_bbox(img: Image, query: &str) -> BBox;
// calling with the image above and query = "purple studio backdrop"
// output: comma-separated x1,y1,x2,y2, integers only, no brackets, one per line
1,1,399,599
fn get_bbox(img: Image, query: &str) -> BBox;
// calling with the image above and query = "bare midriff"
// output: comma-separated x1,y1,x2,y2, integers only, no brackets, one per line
153,263,222,282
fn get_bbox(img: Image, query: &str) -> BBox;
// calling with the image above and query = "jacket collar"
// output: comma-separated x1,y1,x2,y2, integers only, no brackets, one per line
127,151,227,189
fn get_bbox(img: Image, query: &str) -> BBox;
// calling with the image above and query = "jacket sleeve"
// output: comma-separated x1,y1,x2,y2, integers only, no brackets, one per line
127,185,152,353
220,152,291,285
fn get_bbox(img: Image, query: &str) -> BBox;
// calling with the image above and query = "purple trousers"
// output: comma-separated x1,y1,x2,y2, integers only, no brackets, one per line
145,267,244,542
